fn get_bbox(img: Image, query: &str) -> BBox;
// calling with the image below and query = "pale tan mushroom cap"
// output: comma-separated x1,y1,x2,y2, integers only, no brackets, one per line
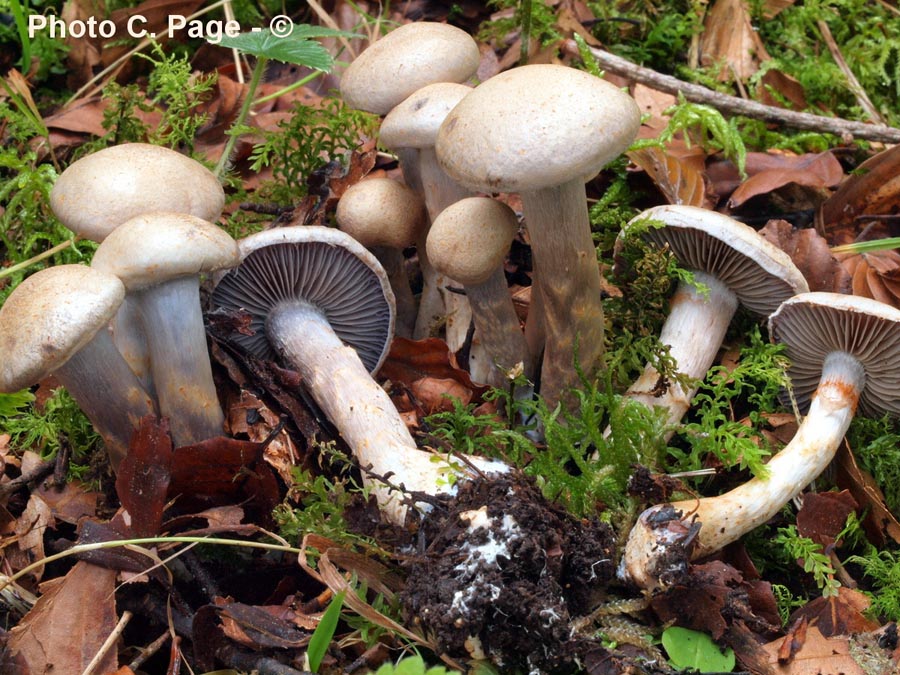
91,212,239,290
336,178,426,248
769,292,900,417
0,265,124,392
624,205,810,317
340,22,479,115
436,64,641,193
380,83,471,150
50,143,225,242
426,197,518,285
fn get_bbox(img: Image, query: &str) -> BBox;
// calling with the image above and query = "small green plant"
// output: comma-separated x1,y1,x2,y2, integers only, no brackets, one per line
0,387,100,463
846,547,900,622
661,625,735,672
774,524,841,597
373,655,460,675
846,415,900,515
674,325,789,477
771,583,806,626
246,97,378,203
478,0,561,63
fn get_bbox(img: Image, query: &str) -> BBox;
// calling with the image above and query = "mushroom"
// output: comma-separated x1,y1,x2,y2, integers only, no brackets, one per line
621,292,900,591
50,143,226,393
426,197,529,388
611,205,809,437
0,265,157,469
339,22,480,117
335,177,426,338
210,226,507,524
380,82,475,346
91,212,239,447
436,64,642,411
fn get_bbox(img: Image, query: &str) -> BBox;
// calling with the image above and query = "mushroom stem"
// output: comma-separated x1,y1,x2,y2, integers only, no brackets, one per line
414,148,473,348
619,272,738,434
133,276,224,447
371,246,417,339
466,268,530,388
621,350,865,590
53,326,157,470
267,301,506,524
110,297,155,397
520,179,605,410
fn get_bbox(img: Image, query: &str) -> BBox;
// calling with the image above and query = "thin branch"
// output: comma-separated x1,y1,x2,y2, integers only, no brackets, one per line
588,47,900,144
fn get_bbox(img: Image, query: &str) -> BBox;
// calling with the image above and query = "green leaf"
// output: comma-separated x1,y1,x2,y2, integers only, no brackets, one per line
214,26,356,70
661,626,735,672
373,655,459,675
307,589,345,672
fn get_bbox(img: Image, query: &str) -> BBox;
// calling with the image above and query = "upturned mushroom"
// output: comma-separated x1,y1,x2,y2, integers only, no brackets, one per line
335,177,426,338
611,205,808,437
426,197,529,388
210,226,507,524
50,143,226,393
91,212,239,448
436,64,641,411
0,265,157,469
380,82,475,345
621,293,900,590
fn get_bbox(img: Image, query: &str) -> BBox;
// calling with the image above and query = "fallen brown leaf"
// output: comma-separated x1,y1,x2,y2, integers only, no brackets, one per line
758,219,851,293
115,415,173,538
7,561,118,674
628,144,713,207
796,490,858,549
838,249,900,309
728,152,844,208
835,442,900,547
760,625,866,673
700,0,771,81
788,588,880,638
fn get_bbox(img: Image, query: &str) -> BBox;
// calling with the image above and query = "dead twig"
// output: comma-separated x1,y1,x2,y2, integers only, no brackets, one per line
816,19,884,124
587,46,900,144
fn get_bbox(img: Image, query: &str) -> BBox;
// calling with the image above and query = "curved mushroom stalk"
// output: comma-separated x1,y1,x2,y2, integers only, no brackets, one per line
132,275,225,447
618,272,738,433
269,302,506,524
53,326,158,469
621,351,865,591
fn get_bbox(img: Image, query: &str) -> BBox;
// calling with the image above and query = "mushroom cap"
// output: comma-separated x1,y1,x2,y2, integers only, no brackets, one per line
380,82,471,150
91,212,239,291
0,265,125,392
769,292,900,418
210,226,395,374
426,197,518,285
336,178,426,249
50,143,225,242
624,205,809,317
340,22,480,115
436,64,641,193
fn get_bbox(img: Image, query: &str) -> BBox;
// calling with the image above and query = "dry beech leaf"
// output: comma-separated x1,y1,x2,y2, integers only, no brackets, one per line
762,0,799,19
700,0,771,81
788,588,879,638
835,442,900,547
758,219,851,293
837,249,900,309
7,561,119,674
756,68,808,111
819,145,900,244
728,152,844,208
627,144,712,207
796,490,858,549
761,626,865,673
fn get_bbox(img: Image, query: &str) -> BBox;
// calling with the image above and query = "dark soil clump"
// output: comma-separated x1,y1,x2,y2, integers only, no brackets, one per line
400,473,617,673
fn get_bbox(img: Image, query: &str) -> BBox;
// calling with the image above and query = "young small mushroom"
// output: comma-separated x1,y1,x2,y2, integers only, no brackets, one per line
611,205,809,437
621,293,900,591
50,143,226,393
436,64,642,412
0,265,157,469
380,82,475,345
335,177,426,338
91,212,239,448
426,197,529,388
210,226,507,525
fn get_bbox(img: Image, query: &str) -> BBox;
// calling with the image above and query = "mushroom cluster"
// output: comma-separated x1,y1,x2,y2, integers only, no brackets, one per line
0,143,235,468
